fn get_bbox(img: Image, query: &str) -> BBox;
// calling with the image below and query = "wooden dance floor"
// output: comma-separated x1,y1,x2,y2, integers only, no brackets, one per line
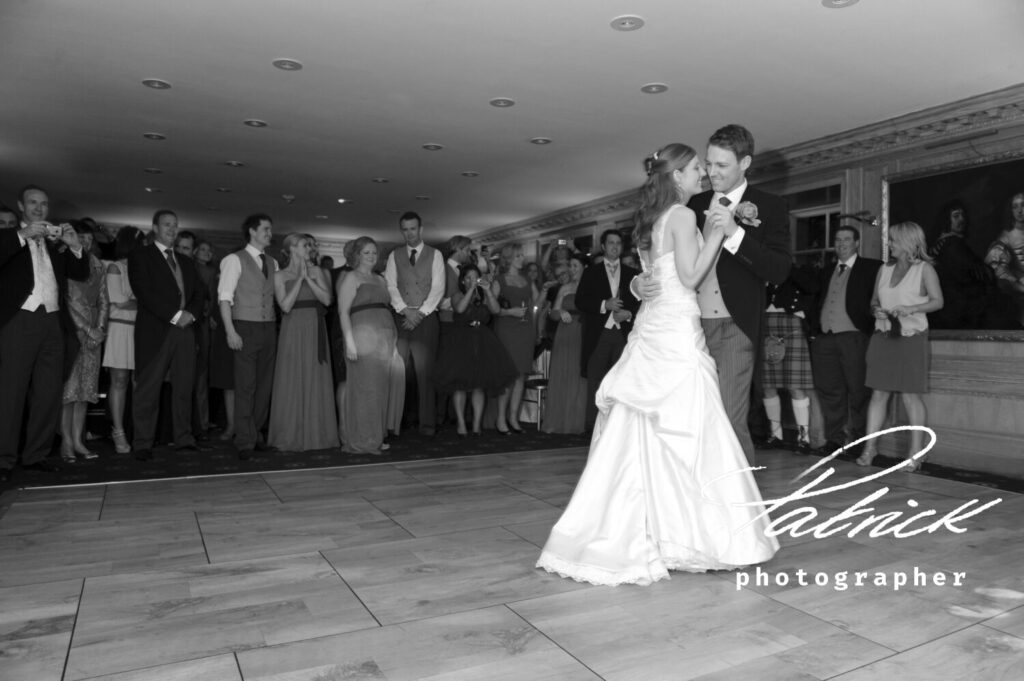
1,448,1021,680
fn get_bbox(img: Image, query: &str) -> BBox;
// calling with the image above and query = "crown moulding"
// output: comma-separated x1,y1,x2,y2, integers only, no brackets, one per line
471,85,1024,244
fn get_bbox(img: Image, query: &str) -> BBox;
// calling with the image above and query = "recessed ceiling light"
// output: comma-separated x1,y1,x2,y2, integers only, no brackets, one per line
143,168,162,174
461,171,480,178
422,143,444,151
610,15,645,31
243,119,268,128
821,0,859,7
224,160,245,168
142,78,172,90
415,195,430,201
142,132,166,141
215,187,231,193
529,137,553,145
337,198,348,204
144,187,162,193
315,215,328,220
489,97,516,108
371,177,390,183
272,58,303,71
640,83,669,94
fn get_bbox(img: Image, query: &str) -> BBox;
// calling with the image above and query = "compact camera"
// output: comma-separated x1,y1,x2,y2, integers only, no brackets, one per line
44,223,64,238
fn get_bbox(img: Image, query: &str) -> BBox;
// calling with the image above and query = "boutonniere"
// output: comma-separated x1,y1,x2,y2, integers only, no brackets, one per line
735,201,761,228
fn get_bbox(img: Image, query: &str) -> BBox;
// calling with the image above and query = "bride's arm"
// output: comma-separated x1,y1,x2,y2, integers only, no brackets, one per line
670,207,725,290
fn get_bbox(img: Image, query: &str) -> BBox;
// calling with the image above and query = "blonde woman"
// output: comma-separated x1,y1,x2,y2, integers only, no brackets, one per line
490,242,539,433
857,222,944,471
338,237,398,454
267,233,339,451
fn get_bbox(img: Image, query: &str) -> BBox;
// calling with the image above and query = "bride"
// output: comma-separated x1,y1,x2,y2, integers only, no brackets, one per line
536,143,779,586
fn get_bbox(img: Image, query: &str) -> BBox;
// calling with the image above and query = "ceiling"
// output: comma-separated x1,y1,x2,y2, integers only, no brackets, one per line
1,0,1022,244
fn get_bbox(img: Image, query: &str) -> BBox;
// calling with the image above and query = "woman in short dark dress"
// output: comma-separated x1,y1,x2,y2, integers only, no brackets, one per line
857,222,944,471
491,242,539,433
434,264,517,436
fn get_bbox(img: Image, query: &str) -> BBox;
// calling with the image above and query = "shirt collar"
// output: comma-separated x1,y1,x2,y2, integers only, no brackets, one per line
244,243,265,259
838,254,858,268
604,258,620,268
715,180,748,208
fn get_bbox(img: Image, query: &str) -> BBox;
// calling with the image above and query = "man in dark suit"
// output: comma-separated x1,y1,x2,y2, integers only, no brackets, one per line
128,210,207,461
575,229,641,431
0,185,88,481
804,225,882,456
677,125,791,464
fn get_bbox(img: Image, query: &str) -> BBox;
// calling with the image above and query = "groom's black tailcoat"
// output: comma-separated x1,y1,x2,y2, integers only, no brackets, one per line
575,261,641,377
690,186,791,348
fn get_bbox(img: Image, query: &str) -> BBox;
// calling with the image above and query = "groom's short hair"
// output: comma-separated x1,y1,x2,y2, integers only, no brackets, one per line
708,124,755,161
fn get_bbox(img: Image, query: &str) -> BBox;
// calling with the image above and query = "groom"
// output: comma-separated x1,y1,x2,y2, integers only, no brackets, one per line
637,125,790,464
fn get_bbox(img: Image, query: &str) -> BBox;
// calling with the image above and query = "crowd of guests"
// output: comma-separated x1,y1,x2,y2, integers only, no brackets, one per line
1,182,1021,481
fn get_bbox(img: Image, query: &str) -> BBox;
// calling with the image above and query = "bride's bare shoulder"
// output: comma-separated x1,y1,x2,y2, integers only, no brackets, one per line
665,204,697,230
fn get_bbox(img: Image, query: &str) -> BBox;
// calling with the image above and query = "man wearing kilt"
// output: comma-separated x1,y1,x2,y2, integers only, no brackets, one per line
760,268,816,454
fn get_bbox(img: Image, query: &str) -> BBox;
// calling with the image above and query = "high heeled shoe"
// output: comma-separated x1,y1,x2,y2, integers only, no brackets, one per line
903,455,926,472
509,423,524,434
111,428,131,454
855,448,877,467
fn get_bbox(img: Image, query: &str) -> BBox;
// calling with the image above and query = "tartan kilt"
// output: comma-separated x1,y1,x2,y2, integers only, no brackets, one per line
762,311,814,390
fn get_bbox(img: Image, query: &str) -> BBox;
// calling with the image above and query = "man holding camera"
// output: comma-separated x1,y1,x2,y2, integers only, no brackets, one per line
0,185,89,481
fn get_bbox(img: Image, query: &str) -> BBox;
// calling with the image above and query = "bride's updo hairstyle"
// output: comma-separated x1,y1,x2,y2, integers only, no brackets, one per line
632,143,697,252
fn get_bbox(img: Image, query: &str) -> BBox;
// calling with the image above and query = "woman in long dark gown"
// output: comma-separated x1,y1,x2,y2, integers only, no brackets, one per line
268,233,339,451
338,237,398,454
542,253,587,434
491,242,539,433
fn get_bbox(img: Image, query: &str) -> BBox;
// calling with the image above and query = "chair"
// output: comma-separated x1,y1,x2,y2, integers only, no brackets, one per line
519,349,550,430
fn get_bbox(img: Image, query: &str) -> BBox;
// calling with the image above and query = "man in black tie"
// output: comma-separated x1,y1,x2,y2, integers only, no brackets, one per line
804,225,882,456
128,210,207,461
575,229,641,431
0,185,89,481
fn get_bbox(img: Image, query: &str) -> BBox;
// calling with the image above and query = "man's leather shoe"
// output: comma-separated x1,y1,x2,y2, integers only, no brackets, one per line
816,441,844,457
134,449,153,461
176,442,212,453
757,436,785,450
23,460,61,473
238,449,253,461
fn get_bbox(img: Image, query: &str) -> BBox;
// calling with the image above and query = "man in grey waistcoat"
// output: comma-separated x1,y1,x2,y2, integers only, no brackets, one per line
218,214,278,460
384,212,445,436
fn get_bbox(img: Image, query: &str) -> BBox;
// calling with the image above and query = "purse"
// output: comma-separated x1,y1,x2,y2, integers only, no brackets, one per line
764,335,786,364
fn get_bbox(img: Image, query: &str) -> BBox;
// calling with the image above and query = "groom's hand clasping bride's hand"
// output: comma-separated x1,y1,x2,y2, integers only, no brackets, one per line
704,203,737,238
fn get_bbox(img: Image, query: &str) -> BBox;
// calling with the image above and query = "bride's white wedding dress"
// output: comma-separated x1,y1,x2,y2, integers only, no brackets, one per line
536,204,779,586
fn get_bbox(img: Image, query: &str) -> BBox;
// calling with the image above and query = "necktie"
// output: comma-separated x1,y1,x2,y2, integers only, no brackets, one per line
166,250,177,272
719,196,732,207
606,261,618,275
259,253,269,278
409,249,417,266
838,263,848,274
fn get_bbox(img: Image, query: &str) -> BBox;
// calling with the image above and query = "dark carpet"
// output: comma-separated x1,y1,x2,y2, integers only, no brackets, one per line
2,427,591,490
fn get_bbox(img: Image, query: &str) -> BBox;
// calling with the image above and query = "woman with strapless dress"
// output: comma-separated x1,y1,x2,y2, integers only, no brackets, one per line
491,242,539,433
542,253,588,434
267,233,339,451
338,237,400,454
536,143,779,586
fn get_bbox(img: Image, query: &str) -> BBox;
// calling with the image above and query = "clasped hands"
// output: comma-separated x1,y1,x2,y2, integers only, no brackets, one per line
401,307,425,330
